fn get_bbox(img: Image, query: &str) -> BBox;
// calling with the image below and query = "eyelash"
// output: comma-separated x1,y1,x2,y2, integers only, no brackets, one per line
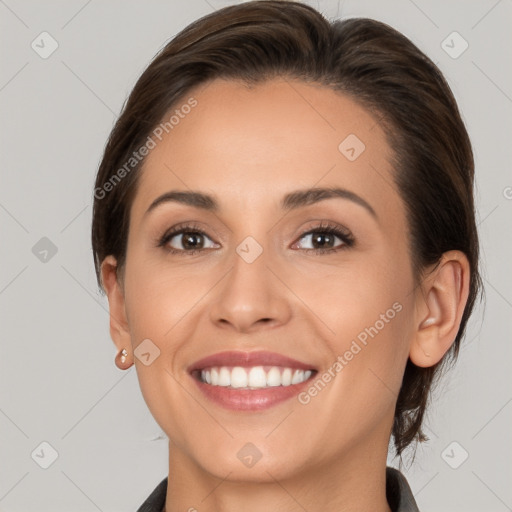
156,220,355,256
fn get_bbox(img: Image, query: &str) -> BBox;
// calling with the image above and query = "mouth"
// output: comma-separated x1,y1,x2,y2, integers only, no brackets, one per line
188,351,318,411
192,365,315,389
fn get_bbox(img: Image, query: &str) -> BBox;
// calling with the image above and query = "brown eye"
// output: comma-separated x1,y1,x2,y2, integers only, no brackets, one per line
299,231,340,250
165,231,217,252
292,222,355,254
174,232,207,250
157,223,219,255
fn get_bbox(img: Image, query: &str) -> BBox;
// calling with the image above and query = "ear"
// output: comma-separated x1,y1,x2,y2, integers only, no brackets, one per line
409,250,470,368
100,255,131,352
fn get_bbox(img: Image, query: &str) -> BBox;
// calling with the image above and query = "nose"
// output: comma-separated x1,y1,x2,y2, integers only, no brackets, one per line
209,246,292,333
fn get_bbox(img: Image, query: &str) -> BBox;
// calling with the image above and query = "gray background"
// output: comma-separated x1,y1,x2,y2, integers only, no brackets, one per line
1,0,511,510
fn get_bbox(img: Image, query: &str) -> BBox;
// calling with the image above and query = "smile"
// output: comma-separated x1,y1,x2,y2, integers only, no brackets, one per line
195,365,314,389
188,350,318,411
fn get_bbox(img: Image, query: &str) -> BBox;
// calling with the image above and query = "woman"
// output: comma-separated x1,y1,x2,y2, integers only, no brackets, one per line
91,1,481,511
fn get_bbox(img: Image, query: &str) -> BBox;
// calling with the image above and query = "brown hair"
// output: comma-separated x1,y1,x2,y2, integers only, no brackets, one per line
91,0,482,459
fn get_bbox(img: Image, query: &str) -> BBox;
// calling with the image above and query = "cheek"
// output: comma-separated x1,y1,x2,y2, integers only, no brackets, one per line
299,301,411,446
122,259,204,438
299,253,413,405
296,252,408,337
123,254,209,339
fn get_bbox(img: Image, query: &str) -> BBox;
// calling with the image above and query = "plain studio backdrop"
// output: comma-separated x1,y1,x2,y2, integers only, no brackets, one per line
0,0,511,511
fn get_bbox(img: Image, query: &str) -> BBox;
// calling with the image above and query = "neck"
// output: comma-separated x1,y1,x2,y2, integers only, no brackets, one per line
163,435,393,512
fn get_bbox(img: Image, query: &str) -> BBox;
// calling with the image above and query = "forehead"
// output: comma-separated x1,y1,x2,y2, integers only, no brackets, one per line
130,78,401,223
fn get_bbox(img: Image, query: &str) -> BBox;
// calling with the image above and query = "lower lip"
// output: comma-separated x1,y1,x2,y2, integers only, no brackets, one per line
191,373,316,411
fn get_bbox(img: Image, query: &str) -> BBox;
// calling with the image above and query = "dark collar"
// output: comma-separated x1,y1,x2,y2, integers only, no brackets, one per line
137,466,420,512
386,466,420,512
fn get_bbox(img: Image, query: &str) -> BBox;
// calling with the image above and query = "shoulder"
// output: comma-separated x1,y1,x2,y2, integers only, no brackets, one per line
136,476,168,512
386,466,421,512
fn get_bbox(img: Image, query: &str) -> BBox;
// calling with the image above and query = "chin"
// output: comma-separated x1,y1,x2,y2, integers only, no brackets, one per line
190,437,308,483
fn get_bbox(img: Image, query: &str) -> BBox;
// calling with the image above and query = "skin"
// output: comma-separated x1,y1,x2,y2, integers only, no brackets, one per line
101,78,470,512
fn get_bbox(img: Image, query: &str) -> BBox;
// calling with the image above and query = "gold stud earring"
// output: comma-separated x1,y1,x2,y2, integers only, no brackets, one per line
115,348,132,370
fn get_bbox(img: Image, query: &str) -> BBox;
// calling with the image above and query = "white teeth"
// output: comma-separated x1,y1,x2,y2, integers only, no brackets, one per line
210,367,219,386
230,367,248,388
266,367,281,387
219,367,230,386
291,369,304,384
248,366,267,388
199,366,314,388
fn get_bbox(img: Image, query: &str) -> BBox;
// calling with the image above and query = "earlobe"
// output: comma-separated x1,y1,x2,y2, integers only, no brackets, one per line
100,255,131,353
409,251,470,368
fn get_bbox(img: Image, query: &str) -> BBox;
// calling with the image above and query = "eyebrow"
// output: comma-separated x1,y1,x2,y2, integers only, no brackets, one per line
144,186,377,220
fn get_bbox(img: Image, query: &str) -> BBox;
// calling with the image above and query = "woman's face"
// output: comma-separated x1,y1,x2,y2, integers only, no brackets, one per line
114,78,419,480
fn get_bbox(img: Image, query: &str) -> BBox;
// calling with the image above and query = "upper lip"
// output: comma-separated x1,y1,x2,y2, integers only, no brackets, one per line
188,350,317,373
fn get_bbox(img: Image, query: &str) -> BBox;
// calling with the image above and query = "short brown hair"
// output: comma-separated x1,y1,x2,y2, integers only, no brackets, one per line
91,0,482,458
